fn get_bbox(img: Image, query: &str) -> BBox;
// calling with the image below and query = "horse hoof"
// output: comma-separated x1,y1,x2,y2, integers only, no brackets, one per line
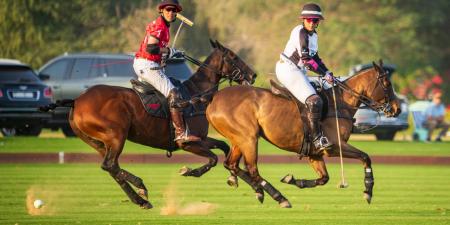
179,166,192,176
140,202,153,209
255,192,264,203
227,175,238,188
280,174,295,184
138,189,148,200
364,192,372,204
279,200,292,208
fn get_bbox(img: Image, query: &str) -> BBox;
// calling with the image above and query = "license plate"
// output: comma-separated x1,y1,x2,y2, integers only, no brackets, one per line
12,92,34,98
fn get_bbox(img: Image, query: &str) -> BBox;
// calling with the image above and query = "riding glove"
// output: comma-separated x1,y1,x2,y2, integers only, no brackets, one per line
324,71,335,84
167,47,184,58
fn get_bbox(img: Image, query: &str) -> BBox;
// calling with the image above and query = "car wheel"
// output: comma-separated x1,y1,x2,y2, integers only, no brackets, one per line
61,126,76,137
1,128,17,137
412,133,419,141
16,126,42,136
375,131,396,141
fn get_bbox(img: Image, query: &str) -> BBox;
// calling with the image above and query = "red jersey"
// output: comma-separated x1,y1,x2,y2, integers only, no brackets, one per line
135,16,170,63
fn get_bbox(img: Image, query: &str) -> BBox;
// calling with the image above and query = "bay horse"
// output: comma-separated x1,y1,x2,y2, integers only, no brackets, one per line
206,60,401,208
40,40,256,209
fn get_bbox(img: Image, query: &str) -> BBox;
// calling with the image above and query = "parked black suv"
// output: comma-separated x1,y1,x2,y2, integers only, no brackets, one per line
0,59,53,136
38,53,192,136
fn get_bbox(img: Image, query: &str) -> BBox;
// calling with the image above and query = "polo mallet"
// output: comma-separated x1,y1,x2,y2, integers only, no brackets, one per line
331,80,348,188
172,13,194,48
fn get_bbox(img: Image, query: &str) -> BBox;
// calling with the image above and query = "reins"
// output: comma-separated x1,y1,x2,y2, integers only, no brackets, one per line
182,52,247,103
325,70,392,133
332,70,393,114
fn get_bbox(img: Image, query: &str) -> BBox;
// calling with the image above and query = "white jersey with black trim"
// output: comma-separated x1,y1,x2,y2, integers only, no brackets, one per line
282,25,318,67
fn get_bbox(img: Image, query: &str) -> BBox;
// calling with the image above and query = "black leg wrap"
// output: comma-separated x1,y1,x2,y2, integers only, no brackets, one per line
116,179,147,205
236,170,258,190
296,179,317,188
117,169,146,190
364,171,374,192
260,180,286,202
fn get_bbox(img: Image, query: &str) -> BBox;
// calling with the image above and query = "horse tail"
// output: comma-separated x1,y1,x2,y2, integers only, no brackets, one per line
39,99,75,112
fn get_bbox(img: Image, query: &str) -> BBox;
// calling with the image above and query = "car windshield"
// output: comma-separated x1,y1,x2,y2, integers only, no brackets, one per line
0,66,40,82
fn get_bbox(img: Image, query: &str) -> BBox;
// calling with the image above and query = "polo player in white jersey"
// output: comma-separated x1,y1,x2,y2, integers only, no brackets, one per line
276,3,335,151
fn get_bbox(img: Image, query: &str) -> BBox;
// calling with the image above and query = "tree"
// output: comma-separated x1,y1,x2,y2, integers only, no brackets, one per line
0,0,145,68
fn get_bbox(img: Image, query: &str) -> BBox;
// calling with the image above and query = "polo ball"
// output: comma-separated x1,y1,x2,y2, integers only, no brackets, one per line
33,199,44,209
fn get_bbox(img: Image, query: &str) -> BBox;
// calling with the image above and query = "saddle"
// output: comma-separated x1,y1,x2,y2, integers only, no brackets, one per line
270,79,329,158
130,78,205,119
270,79,329,119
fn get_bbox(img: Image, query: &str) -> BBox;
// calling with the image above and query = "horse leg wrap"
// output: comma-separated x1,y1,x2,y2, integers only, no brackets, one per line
364,169,374,192
116,179,148,206
236,170,258,190
260,180,286,202
296,179,317,188
117,169,146,189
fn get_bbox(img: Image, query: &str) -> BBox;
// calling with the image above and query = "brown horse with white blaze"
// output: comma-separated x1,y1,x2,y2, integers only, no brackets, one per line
206,60,401,208
40,40,256,209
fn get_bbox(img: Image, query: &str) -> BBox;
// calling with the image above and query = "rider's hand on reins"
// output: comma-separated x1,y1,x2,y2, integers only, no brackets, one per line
324,71,335,84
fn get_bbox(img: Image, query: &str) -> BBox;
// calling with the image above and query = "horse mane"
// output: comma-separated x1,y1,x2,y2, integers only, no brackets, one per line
347,67,376,79
185,48,220,83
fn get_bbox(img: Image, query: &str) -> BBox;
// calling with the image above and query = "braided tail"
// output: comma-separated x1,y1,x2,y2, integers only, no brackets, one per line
39,99,75,112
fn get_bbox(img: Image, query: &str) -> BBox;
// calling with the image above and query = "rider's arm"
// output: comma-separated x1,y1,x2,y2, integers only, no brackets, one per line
299,29,330,76
311,53,330,76
146,35,181,58
146,35,170,55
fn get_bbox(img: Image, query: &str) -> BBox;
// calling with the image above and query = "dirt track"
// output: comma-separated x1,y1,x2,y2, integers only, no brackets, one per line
0,153,449,165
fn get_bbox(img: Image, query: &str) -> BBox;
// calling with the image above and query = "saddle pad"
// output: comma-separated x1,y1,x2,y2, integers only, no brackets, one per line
131,78,203,118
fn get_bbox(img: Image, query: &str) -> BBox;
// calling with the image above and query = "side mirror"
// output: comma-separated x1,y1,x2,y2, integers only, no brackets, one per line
38,74,50,81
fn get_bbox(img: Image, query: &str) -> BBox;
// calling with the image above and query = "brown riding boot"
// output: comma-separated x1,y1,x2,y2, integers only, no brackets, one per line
168,89,201,144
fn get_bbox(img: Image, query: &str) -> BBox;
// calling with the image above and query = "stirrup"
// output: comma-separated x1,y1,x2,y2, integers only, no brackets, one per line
313,135,332,151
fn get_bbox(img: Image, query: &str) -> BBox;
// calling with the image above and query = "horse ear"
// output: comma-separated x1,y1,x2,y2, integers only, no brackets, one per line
379,59,384,67
372,61,380,71
210,39,217,48
215,40,224,50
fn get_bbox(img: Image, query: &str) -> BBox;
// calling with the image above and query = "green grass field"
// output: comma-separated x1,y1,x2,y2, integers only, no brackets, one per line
1,163,449,224
1,136,450,156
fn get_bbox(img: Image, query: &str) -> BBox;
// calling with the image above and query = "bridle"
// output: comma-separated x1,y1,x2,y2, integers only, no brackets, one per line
333,68,395,114
183,49,254,85
182,48,255,101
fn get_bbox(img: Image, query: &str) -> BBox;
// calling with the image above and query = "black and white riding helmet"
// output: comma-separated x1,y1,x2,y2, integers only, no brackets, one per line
299,3,324,20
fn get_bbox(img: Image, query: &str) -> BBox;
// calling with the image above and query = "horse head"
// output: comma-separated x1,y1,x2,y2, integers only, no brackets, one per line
207,39,257,85
361,60,401,117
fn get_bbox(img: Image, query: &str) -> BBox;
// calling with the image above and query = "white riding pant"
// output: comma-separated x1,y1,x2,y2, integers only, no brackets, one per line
275,55,316,104
133,58,175,97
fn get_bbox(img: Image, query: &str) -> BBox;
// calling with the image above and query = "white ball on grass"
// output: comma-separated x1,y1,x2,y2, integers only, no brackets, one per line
33,199,44,209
